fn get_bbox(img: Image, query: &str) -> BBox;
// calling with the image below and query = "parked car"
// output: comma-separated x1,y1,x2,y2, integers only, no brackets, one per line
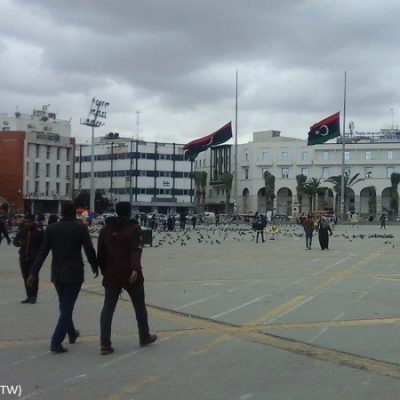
272,213,288,221
97,212,117,225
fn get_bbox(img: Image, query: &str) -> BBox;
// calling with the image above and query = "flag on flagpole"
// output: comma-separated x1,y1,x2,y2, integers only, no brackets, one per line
184,122,233,160
307,112,340,146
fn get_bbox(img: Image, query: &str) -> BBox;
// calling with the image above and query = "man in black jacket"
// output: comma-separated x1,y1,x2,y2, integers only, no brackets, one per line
13,213,44,303
28,203,98,353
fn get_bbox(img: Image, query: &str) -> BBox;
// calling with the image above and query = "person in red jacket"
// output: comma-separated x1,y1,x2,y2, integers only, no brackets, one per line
97,202,157,355
302,213,315,250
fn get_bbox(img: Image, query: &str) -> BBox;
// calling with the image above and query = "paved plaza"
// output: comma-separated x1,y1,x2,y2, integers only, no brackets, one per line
2,222,400,399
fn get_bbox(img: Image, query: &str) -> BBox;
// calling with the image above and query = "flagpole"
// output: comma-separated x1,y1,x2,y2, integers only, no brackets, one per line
234,70,238,214
340,71,347,220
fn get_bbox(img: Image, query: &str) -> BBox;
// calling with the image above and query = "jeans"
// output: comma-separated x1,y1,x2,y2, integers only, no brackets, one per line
100,284,150,347
51,282,81,348
305,233,312,248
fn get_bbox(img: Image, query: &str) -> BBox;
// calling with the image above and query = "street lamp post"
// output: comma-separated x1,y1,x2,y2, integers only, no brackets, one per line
80,97,109,212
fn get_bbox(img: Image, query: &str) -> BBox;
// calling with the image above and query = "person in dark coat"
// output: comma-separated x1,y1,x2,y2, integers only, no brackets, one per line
0,218,11,246
254,211,267,243
27,203,98,353
97,201,157,355
13,213,44,303
317,216,333,250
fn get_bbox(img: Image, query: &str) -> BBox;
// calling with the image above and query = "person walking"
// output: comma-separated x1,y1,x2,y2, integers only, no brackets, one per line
27,203,98,353
380,213,387,229
317,216,333,250
97,202,157,355
13,213,44,303
0,218,11,246
302,213,314,250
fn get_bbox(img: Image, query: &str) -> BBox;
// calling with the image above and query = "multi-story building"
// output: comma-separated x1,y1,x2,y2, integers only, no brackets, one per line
195,130,400,218
75,134,194,213
0,108,74,214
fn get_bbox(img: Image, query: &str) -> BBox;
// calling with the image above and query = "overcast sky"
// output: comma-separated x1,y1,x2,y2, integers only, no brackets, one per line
1,0,400,145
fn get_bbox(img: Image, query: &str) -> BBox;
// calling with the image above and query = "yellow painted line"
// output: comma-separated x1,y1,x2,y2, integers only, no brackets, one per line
188,334,232,357
246,252,380,326
105,375,156,400
259,317,400,331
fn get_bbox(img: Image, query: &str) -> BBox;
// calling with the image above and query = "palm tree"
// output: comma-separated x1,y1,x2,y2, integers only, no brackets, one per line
302,178,321,212
199,171,208,210
263,171,275,212
325,173,364,215
296,174,307,213
191,171,204,211
220,172,233,214
390,172,400,219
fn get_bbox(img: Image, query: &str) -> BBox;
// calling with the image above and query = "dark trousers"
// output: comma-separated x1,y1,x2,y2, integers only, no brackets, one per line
305,233,313,248
20,260,38,300
51,282,81,348
100,284,150,347
256,230,265,243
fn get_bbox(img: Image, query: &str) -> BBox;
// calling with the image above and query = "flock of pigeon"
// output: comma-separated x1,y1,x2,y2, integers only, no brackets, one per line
138,223,397,248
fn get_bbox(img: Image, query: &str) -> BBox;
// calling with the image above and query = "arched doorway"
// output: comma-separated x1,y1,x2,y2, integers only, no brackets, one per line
276,187,292,215
242,188,250,214
360,186,376,217
381,187,391,213
257,188,266,212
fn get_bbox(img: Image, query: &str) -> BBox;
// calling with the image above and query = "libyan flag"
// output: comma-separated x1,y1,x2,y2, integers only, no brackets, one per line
307,112,340,145
183,122,233,160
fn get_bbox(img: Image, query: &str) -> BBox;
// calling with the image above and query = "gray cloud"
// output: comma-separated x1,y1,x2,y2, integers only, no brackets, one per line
1,0,400,143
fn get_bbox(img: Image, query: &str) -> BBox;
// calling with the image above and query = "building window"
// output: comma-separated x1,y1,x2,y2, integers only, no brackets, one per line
280,151,288,161
35,162,40,177
387,167,394,178
35,181,39,193
57,147,61,160
244,168,249,180
66,165,70,179
322,151,330,161
365,167,372,179
46,146,51,159
322,167,330,179
66,183,70,195
261,151,268,160
387,151,393,160
46,182,49,196
301,151,308,161
46,164,50,177
301,168,308,177
26,162,29,175
344,151,350,161
365,151,372,160
281,168,289,178
56,165,60,178
56,182,60,194
36,145,40,158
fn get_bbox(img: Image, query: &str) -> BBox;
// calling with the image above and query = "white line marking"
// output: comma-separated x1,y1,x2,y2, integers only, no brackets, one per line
266,296,315,324
312,258,349,276
211,295,269,319
310,311,345,343
173,293,222,311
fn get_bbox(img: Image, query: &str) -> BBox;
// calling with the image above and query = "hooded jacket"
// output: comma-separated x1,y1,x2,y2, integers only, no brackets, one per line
97,217,144,289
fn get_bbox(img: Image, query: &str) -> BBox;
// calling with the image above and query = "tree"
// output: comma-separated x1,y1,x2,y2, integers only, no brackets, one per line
325,173,364,215
263,171,275,212
199,171,208,210
220,172,233,214
390,172,400,219
295,174,307,213
302,178,321,212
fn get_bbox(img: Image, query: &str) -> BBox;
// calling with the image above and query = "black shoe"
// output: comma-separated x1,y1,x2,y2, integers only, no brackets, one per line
100,345,114,355
140,334,157,347
21,299,30,304
69,330,80,344
29,298,36,304
50,345,68,354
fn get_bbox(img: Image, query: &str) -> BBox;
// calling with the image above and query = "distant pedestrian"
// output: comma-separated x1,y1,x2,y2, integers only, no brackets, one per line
47,214,59,225
0,218,11,246
254,211,266,243
215,214,220,226
97,202,157,355
192,215,197,229
27,202,98,354
317,216,332,250
13,213,44,304
302,213,314,250
380,213,386,229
